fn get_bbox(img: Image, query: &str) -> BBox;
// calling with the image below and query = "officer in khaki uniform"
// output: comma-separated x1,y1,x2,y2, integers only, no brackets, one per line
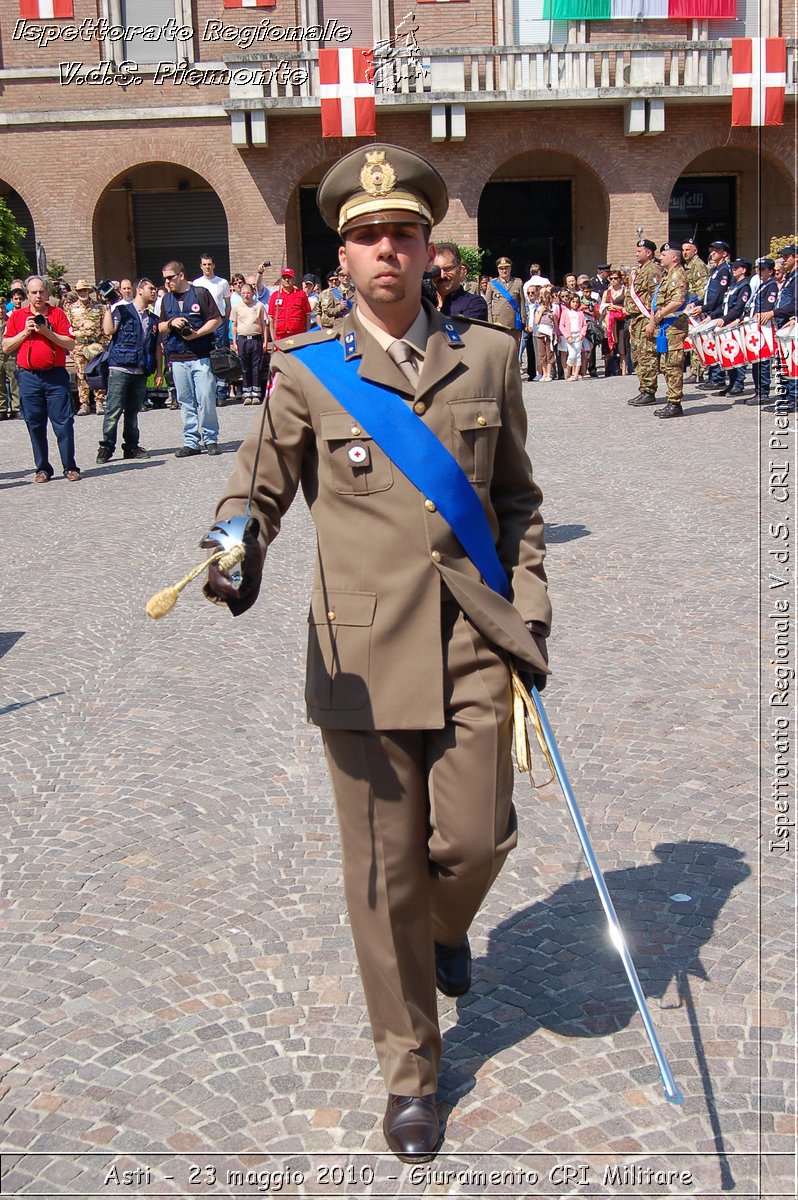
639,242,689,419
317,269,352,334
68,281,108,414
485,257,527,349
625,239,663,406
205,144,550,1162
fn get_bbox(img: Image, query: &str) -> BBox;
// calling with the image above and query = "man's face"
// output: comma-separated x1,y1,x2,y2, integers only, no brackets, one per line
635,246,651,266
27,280,48,310
302,280,314,295
433,251,459,299
241,284,254,303
281,275,295,291
783,252,796,273
76,288,92,304
138,282,157,305
339,221,433,311
162,268,184,292
498,263,512,281
660,248,678,271
120,279,134,300
11,293,23,308
200,258,215,278
682,243,697,262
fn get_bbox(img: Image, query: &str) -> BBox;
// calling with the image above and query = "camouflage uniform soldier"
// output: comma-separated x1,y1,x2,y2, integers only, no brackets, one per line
69,281,108,414
625,240,663,406
318,269,353,335
681,239,709,381
639,243,689,420
485,257,526,349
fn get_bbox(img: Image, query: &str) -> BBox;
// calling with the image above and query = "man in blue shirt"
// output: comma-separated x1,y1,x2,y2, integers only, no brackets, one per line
715,259,751,397
433,243,488,322
97,277,160,463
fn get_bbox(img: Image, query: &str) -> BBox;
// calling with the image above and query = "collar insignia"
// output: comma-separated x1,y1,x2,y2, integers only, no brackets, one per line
442,322,463,346
343,330,359,359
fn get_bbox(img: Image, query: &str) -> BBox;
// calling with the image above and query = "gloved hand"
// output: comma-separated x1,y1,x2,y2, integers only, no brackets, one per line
520,619,549,693
201,517,264,616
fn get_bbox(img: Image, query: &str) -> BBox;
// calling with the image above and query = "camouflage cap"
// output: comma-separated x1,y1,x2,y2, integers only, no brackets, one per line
317,144,448,236
75,279,93,291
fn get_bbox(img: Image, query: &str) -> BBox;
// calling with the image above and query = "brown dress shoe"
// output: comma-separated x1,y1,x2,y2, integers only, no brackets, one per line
383,1094,440,1162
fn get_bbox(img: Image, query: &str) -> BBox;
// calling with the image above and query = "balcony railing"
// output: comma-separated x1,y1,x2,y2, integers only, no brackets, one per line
222,40,798,106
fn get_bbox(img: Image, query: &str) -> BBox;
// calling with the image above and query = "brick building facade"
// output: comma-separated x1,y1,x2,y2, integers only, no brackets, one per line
0,0,795,284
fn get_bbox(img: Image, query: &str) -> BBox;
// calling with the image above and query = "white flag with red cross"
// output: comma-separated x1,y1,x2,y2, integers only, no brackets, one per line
731,38,786,127
19,0,73,15
319,48,376,138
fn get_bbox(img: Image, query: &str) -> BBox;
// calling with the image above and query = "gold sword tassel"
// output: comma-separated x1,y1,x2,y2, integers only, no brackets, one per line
145,545,246,620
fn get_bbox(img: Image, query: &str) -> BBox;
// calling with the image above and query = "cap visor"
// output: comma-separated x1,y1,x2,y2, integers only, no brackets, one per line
341,209,431,234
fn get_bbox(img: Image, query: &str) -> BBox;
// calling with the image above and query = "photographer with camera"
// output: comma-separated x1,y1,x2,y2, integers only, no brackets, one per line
2,275,80,482
96,278,161,464
158,261,222,458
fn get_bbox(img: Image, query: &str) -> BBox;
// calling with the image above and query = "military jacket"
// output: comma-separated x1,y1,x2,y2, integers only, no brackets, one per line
68,300,107,347
684,256,709,303
215,302,551,731
485,277,526,330
624,260,662,319
656,266,689,331
318,286,352,332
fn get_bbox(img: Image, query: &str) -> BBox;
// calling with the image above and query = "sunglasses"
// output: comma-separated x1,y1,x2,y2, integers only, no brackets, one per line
162,273,177,281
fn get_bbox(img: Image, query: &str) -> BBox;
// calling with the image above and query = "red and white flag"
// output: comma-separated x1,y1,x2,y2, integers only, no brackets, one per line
222,0,275,8
731,38,786,127
19,0,73,15
319,48,375,138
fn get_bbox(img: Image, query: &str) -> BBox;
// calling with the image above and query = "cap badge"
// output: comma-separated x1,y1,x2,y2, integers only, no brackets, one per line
360,150,396,198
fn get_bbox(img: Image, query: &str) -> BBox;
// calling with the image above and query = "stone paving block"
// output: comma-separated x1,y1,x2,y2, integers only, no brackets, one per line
0,386,788,1193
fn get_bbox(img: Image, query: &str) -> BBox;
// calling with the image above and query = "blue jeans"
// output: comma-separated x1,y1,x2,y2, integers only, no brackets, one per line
100,370,146,451
725,366,746,390
752,358,771,397
212,326,229,401
18,367,77,477
171,357,218,448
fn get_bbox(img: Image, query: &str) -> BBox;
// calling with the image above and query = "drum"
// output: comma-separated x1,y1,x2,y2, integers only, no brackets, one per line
739,320,775,364
691,323,718,367
715,327,746,370
776,328,798,379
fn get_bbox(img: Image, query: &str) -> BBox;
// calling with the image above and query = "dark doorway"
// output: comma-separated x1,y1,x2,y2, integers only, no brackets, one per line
300,186,342,282
478,180,572,281
669,176,737,260
132,193,229,281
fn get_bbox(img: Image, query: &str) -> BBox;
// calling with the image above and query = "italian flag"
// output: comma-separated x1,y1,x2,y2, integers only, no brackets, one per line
542,1,735,16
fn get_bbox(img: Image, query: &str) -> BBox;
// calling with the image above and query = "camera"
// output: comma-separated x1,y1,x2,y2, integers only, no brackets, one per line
96,279,121,305
421,267,441,305
32,314,50,328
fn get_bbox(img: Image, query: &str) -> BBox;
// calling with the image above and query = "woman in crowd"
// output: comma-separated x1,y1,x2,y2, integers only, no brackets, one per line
600,269,628,376
578,278,601,379
533,286,557,382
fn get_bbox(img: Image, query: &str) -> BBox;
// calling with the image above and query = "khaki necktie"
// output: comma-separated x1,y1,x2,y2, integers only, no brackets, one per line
387,339,420,391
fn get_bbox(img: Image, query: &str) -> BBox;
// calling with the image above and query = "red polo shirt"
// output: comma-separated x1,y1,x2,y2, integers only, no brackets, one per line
268,287,311,339
5,304,73,370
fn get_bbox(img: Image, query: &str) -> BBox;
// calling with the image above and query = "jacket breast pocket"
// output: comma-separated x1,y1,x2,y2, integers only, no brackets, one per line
319,411,393,496
448,399,502,483
306,589,377,712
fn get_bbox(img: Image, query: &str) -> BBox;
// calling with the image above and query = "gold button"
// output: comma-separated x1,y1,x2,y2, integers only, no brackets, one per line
424,499,436,512
431,550,442,563
351,425,361,436
477,414,487,426
327,610,336,621
413,401,426,415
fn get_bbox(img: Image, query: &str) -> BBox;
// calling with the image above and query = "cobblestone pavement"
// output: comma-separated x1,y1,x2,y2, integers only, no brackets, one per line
0,376,793,1199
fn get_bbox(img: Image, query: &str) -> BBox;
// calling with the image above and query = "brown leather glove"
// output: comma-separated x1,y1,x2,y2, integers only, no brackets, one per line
521,619,549,692
201,517,265,617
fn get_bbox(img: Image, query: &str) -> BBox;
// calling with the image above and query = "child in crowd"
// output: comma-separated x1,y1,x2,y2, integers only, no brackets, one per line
533,287,557,382
231,282,268,404
559,292,587,380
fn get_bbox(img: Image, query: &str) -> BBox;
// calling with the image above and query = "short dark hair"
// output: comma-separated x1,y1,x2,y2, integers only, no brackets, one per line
529,262,541,273
162,260,184,276
200,253,215,263
435,242,462,267
135,277,155,290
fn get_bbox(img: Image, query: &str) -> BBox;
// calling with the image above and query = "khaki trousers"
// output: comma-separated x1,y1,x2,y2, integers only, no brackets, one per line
321,604,516,1096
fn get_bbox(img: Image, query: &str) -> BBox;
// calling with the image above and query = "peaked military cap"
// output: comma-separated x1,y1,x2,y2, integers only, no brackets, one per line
731,258,751,270
756,257,775,270
637,239,657,252
318,144,448,236
496,256,512,268
780,243,797,256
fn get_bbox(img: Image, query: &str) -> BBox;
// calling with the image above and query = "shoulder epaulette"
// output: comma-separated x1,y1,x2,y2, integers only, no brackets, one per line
276,327,338,352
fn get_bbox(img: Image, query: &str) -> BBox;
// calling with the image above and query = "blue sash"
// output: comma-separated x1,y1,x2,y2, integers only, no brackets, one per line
330,287,352,310
292,339,510,598
491,279,523,330
652,282,687,353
